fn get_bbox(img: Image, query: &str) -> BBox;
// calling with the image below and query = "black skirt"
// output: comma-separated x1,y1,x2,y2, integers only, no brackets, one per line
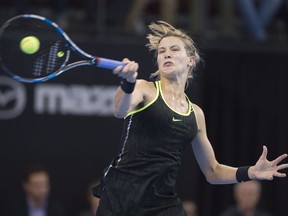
93,167,187,216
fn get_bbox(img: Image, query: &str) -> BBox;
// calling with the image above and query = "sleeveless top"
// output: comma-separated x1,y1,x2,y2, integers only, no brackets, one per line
114,80,198,169
96,81,199,213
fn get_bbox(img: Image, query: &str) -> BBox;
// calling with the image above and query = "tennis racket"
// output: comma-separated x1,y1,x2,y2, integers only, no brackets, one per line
0,14,124,83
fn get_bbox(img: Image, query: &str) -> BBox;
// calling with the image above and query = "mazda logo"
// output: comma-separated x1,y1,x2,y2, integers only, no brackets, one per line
0,76,26,119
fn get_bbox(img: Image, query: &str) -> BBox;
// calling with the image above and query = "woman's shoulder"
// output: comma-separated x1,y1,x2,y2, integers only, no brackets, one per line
191,103,202,112
136,79,158,104
136,79,158,94
136,79,156,87
191,103,205,120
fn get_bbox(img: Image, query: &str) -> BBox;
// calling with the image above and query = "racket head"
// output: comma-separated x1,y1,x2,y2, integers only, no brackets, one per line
0,14,70,83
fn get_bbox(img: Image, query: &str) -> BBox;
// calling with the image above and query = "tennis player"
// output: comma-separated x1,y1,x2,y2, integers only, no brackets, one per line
93,21,288,216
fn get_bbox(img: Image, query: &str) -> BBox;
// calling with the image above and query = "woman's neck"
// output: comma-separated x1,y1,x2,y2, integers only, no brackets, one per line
159,79,188,114
160,78,186,100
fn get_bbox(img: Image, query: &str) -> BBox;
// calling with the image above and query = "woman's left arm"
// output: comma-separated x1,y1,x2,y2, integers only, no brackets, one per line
191,104,288,184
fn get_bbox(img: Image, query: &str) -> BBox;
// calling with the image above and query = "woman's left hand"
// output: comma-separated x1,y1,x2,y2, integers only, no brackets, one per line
249,146,288,180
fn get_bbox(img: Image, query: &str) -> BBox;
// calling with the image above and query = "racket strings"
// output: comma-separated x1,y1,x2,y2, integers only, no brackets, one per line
46,41,62,73
33,56,44,77
33,40,63,77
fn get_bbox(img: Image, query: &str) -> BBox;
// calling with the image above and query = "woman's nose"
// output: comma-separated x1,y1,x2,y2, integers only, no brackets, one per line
164,52,171,58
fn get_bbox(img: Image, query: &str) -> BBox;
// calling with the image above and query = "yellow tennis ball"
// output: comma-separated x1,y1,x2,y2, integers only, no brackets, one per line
19,36,40,54
57,51,64,58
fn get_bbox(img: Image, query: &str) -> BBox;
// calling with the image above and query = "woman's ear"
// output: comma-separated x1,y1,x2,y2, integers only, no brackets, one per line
188,56,195,66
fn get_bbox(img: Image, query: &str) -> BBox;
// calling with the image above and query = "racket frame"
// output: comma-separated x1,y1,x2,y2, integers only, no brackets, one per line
0,14,124,83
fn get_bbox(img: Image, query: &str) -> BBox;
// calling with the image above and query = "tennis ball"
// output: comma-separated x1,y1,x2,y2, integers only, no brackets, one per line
57,51,65,58
19,36,40,54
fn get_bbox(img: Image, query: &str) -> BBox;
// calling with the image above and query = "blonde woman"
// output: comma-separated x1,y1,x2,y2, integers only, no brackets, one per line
94,21,288,216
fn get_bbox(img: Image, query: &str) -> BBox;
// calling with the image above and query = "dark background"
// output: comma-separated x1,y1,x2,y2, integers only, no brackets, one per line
1,39,288,216
1,1,288,216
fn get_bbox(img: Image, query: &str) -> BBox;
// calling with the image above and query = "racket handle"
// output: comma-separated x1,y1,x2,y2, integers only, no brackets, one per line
97,58,125,70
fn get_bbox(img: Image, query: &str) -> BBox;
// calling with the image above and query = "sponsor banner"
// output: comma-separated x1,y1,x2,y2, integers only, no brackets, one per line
0,75,117,119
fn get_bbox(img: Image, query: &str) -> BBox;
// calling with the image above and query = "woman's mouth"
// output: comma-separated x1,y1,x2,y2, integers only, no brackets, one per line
164,62,173,67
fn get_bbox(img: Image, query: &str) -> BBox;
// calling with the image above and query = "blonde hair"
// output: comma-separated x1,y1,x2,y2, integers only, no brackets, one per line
146,21,201,81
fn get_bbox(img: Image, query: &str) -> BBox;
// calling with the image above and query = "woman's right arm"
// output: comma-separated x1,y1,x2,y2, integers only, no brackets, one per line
114,79,148,118
113,58,146,118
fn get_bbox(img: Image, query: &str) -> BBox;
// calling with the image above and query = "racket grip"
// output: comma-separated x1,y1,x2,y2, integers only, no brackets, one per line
97,58,125,70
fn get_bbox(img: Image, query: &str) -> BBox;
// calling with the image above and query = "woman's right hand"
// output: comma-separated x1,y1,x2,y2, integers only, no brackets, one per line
113,58,138,83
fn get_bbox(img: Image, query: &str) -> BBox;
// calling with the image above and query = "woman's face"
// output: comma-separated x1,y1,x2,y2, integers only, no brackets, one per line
157,36,192,79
